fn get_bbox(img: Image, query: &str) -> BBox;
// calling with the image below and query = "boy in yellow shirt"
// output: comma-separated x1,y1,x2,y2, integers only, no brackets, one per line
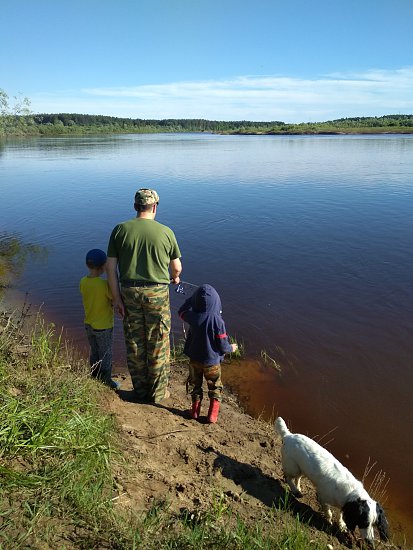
80,249,120,390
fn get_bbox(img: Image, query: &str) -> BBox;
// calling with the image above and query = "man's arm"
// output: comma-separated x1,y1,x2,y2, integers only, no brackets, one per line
169,258,182,284
106,257,125,318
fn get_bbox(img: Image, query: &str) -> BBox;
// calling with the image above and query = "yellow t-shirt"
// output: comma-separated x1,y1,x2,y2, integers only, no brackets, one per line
79,276,114,329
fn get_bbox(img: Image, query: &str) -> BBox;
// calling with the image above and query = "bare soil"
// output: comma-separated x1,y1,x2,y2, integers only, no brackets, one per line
105,365,400,549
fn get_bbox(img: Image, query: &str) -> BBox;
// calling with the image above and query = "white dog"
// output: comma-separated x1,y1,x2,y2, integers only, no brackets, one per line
275,417,389,544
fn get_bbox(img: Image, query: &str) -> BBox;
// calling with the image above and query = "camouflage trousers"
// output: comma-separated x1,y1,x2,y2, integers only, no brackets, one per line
187,360,223,402
121,284,171,403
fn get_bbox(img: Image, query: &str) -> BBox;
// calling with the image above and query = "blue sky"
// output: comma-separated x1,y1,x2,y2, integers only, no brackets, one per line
2,0,412,122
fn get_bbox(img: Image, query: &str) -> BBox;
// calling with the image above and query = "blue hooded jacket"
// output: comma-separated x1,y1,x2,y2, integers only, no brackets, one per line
178,284,233,366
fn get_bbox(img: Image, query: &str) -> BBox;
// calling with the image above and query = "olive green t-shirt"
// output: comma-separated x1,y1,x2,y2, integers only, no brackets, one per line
107,218,181,284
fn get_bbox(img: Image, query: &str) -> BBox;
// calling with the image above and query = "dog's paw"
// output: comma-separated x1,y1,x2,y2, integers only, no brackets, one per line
338,519,348,532
336,529,353,548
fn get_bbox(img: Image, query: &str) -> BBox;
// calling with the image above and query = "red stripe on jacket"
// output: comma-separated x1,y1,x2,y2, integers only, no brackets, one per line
216,333,227,339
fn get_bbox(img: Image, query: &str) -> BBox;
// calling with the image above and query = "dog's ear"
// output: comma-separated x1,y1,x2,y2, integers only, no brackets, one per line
342,498,370,532
376,503,390,541
342,499,360,532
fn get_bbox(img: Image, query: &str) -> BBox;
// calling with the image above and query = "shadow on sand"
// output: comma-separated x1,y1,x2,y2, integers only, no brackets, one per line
116,387,192,420
202,446,352,547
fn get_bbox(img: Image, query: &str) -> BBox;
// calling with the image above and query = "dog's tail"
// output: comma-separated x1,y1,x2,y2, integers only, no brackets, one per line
275,417,290,439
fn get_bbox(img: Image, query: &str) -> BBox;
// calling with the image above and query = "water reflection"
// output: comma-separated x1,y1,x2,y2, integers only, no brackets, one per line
0,232,47,290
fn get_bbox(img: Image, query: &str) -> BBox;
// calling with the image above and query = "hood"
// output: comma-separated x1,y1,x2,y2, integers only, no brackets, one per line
191,284,222,314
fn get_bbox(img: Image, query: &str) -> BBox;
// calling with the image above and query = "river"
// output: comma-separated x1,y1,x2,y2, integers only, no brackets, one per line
1,133,412,544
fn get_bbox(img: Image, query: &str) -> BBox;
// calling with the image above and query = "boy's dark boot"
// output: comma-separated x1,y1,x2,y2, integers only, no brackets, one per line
190,400,202,419
207,398,220,423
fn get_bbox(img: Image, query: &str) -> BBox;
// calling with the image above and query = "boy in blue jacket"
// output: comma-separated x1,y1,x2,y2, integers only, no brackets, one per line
178,284,237,423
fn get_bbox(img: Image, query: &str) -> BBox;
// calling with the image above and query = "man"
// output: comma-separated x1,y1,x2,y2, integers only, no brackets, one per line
106,188,182,403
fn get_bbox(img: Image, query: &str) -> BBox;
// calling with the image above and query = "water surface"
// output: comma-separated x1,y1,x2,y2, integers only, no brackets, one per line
1,133,412,543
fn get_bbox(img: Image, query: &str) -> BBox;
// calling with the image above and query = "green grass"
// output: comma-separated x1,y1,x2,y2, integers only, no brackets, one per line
119,495,331,550
0,309,123,548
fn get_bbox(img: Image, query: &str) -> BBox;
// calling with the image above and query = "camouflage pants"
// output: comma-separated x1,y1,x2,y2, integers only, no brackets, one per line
187,360,223,402
121,284,171,402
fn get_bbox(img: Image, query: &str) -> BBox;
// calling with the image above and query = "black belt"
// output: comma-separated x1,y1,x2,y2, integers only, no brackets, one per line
121,280,168,288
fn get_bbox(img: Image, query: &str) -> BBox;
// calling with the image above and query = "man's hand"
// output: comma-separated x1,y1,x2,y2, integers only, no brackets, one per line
231,343,238,353
113,298,125,319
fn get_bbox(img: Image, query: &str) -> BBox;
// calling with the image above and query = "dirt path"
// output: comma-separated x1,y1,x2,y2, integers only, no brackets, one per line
105,366,360,548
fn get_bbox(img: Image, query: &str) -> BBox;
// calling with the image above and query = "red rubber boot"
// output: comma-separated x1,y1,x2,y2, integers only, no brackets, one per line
207,398,220,423
190,400,202,419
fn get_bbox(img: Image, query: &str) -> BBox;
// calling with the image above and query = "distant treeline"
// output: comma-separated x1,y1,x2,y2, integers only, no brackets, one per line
1,112,413,136
272,114,413,135
2,113,281,135
36,113,282,131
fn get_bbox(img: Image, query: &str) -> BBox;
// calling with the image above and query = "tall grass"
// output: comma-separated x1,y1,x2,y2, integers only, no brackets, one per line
0,309,123,548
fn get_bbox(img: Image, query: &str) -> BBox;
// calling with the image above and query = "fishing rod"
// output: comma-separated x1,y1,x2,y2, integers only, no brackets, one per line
172,280,198,339
174,280,198,294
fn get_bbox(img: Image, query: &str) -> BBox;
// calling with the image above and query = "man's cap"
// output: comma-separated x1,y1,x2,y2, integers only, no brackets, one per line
135,188,159,205
86,249,107,267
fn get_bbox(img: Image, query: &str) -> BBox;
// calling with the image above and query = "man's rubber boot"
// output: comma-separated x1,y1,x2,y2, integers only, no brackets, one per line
207,398,220,423
190,400,202,419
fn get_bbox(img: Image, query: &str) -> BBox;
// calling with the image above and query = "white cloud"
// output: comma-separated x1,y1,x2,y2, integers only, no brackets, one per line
31,67,413,122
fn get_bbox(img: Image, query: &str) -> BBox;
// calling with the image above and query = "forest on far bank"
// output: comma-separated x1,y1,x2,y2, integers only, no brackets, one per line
1,112,413,137
2,88,412,136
